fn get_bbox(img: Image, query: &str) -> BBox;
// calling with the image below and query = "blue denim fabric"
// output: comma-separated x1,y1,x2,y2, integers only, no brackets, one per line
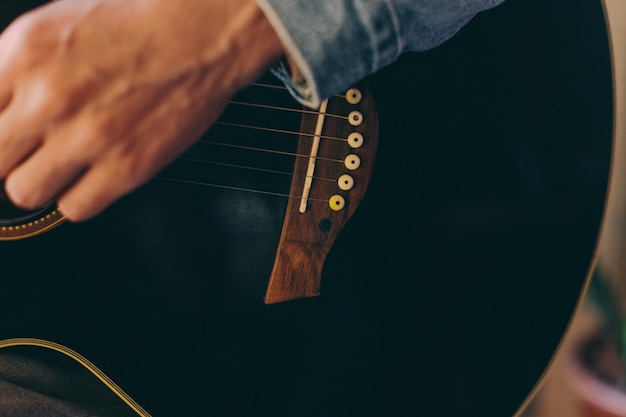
257,0,505,107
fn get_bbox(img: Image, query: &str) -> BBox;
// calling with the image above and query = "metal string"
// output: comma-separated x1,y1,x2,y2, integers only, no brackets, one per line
153,176,333,204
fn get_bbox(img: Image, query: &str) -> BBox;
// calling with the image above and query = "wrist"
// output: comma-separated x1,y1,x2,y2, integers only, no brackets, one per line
219,0,285,91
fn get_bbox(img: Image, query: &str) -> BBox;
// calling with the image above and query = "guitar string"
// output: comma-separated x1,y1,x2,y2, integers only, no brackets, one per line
249,81,347,98
228,100,349,120
153,175,333,204
249,81,287,90
175,157,337,183
214,121,347,142
232,82,352,117
194,140,345,164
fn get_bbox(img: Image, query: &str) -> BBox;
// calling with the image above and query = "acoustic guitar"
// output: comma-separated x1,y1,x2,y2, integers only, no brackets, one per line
0,0,615,416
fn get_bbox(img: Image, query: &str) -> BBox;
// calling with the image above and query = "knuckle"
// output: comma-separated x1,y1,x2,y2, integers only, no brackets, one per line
22,76,63,118
115,155,150,187
66,118,110,158
6,12,49,51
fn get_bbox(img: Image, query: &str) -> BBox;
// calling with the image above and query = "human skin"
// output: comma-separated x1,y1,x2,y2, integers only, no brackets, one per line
0,0,284,221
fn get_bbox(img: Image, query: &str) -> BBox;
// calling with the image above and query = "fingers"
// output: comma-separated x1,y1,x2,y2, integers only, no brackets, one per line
56,156,153,222
4,137,87,211
0,69,78,180
0,105,44,179
1,117,157,221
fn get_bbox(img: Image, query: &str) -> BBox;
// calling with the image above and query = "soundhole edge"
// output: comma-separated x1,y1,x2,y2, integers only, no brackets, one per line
0,204,66,241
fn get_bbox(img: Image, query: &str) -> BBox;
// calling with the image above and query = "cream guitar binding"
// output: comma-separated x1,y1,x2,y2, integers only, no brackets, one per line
0,338,150,417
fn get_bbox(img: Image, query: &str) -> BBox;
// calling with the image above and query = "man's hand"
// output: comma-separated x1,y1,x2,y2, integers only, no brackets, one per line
0,0,283,221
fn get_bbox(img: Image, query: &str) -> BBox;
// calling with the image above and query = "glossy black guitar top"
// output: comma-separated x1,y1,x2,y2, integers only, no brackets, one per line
0,0,615,416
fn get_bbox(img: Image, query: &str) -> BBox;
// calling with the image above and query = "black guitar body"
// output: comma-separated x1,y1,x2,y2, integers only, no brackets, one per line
0,0,614,416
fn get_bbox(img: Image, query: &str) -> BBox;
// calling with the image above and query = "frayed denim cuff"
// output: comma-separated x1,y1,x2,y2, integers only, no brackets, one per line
257,0,401,108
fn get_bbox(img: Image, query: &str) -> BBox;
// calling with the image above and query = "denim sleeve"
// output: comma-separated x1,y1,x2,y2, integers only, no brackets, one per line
256,0,505,107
